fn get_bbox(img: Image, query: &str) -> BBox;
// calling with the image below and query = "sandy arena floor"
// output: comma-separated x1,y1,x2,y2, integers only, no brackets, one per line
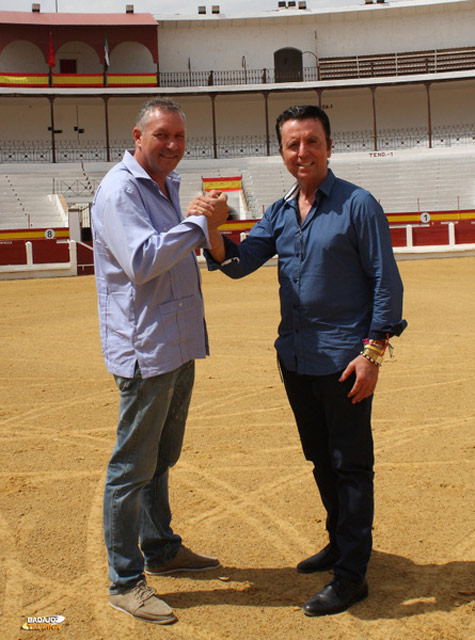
0,257,474,640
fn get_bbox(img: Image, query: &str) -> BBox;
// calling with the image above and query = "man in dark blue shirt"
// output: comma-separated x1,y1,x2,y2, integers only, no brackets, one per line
203,105,406,616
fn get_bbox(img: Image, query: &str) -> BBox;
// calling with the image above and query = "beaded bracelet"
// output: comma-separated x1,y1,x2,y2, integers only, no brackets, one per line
360,335,392,367
360,350,383,367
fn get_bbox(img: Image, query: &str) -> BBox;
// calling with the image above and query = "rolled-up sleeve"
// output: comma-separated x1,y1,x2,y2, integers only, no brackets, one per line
205,209,277,278
351,191,406,338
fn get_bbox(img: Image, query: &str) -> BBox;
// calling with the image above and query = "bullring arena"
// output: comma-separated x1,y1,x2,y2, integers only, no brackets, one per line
1,256,474,639
1,1,475,638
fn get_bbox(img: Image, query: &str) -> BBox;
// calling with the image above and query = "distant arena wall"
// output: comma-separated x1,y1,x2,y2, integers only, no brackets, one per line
0,2,474,162
1,211,475,280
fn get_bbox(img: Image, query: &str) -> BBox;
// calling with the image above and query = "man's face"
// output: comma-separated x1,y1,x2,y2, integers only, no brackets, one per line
133,108,186,184
280,117,332,188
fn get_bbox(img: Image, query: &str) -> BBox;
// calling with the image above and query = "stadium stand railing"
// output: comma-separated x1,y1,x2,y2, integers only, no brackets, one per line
2,126,474,165
1,45,474,90
318,47,475,80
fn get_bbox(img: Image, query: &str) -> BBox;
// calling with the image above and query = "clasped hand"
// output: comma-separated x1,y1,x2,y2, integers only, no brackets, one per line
186,190,229,230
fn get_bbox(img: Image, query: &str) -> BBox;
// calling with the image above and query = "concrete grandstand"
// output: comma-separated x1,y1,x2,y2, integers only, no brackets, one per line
0,0,474,277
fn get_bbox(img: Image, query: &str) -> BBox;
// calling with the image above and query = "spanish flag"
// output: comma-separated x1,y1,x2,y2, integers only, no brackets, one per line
202,176,242,192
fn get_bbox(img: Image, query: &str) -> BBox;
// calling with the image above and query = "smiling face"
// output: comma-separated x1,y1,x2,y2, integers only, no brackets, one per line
280,117,332,192
133,107,186,189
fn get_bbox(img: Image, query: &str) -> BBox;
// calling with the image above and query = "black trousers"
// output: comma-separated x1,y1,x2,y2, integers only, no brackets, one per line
281,362,374,582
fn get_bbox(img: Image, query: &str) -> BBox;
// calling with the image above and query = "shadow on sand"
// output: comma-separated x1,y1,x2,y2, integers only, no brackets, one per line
161,550,474,620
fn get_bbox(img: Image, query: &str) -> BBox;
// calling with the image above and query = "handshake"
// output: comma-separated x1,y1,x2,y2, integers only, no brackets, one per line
186,190,229,230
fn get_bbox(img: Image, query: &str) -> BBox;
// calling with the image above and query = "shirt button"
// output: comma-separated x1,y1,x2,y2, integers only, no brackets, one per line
178,302,183,307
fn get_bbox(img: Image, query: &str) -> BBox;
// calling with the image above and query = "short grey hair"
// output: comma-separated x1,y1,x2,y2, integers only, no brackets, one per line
135,97,186,130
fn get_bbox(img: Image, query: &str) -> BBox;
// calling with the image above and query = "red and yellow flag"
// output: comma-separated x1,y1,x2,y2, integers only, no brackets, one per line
48,32,55,69
202,176,242,192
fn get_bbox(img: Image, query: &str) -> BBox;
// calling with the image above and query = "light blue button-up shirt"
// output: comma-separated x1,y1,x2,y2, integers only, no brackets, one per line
92,150,211,378
206,170,405,376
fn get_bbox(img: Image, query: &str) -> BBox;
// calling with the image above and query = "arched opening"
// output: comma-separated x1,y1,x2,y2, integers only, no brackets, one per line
0,41,45,73
55,41,101,74
109,42,155,73
274,48,303,83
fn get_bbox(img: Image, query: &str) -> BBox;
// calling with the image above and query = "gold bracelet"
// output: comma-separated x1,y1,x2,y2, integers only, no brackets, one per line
367,339,386,352
365,347,385,360
361,334,394,366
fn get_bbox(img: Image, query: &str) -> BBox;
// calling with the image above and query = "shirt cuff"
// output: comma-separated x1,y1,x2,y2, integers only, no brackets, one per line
185,214,212,250
368,319,407,339
204,234,239,271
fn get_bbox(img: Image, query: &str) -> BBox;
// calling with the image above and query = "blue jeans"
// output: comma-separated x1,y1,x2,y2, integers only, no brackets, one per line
104,360,194,593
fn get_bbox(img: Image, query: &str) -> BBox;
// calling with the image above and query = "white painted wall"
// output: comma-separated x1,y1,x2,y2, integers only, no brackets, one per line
374,84,429,130
53,98,105,143
55,42,101,74
0,98,50,143
1,78,473,149
1,2,473,77
0,2,473,151
179,96,215,139
431,80,475,126
108,98,140,145
318,88,374,133
109,42,156,74
267,90,323,128
157,2,475,72
1,41,46,73
214,94,267,137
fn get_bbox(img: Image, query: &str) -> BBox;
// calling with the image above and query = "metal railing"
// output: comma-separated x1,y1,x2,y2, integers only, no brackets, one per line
1,126,474,164
157,46,475,87
53,179,100,198
319,47,475,80
2,46,474,91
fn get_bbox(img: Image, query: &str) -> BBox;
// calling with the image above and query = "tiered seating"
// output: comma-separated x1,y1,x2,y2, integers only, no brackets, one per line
240,160,293,217
1,147,474,232
331,151,475,213
0,174,29,229
0,171,68,230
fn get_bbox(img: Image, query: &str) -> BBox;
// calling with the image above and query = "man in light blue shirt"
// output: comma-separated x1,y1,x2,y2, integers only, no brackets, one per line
92,97,228,625
204,105,406,617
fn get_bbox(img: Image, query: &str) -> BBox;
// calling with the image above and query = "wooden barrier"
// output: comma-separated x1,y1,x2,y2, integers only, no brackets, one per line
1,214,474,279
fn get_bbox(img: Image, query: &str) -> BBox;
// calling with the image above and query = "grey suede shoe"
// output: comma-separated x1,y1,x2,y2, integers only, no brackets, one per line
145,544,220,575
109,580,177,624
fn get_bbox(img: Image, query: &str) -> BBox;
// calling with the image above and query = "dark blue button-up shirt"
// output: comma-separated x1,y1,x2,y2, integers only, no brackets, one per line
206,170,405,376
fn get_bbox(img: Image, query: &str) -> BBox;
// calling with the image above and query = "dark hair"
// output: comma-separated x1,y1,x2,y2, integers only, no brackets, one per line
135,97,185,130
275,105,331,148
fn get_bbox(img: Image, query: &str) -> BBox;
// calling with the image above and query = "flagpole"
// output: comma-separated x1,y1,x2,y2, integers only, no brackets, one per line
103,33,110,87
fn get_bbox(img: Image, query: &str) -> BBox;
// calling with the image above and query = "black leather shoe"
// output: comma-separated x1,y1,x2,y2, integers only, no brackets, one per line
302,577,368,616
296,544,339,574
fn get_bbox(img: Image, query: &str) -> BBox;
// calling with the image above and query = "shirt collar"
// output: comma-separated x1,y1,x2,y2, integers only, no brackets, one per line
122,149,181,185
283,168,335,203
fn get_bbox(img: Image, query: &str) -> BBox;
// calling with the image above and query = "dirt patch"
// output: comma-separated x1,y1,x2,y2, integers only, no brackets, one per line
0,257,474,639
